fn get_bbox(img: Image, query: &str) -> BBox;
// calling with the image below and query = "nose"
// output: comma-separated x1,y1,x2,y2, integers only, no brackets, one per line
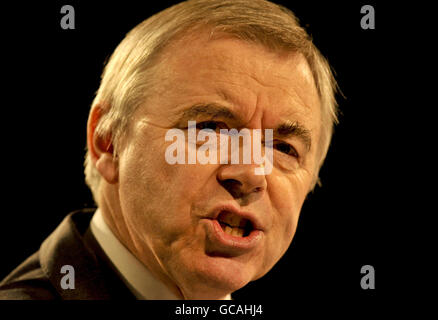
217,164,267,206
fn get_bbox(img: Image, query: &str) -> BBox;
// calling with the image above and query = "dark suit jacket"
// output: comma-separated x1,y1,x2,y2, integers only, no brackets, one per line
0,209,136,300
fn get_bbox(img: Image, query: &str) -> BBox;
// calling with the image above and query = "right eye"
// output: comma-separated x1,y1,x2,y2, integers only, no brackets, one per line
196,121,229,132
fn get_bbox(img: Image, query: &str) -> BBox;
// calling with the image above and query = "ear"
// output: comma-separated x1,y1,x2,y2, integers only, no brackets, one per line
87,104,118,184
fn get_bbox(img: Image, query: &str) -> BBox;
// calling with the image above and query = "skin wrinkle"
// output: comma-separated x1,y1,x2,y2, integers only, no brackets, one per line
202,79,316,141
194,47,316,111
249,83,314,169
117,148,187,299
167,101,312,171
211,47,319,121
94,35,321,299
206,78,308,114
99,184,155,286
158,49,315,129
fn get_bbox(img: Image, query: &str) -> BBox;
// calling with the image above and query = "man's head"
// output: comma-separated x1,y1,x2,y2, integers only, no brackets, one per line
85,0,338,299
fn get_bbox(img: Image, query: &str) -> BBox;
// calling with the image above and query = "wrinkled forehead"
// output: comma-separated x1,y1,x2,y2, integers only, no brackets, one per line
152,33,321,128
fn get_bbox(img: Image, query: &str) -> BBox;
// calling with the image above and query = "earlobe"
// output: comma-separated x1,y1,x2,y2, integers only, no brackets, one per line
87,104,119,184
95,153,119,184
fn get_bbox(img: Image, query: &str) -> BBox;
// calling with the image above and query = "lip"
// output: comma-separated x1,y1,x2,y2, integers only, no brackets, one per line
202,203,265,255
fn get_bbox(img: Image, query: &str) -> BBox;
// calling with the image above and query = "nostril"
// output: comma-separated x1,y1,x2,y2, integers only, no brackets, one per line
218,179,244,199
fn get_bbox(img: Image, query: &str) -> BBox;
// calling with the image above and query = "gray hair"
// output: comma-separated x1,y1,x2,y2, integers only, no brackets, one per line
84,0,339,204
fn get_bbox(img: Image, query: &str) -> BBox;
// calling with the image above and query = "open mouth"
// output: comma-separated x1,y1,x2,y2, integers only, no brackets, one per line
216,211,253,238
204,205,264,253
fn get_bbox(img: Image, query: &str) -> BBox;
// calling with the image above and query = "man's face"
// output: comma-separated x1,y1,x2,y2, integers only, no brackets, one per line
114,35,321,299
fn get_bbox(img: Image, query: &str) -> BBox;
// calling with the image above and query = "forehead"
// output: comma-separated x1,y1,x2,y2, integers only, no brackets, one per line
149,33,320,131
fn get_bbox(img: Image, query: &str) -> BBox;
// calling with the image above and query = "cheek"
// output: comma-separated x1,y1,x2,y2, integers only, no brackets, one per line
122,131,210,195
117,140,180,235
266,172,309,253
117,138,215,241
268,167,311,213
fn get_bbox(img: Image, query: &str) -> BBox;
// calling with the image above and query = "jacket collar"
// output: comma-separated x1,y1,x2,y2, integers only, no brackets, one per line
39,209,135,300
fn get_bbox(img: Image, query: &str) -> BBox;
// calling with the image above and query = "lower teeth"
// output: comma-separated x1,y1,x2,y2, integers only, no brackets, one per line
221,224,244,237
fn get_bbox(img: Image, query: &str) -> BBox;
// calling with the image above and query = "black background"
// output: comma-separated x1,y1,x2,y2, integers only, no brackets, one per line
1,0,423,308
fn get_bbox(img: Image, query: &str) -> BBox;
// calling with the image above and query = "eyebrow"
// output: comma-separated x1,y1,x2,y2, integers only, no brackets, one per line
178,103,312,151
274,121,312,151
180,103,238,121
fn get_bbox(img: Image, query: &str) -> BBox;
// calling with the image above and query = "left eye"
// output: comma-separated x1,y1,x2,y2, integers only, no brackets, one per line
273,141,299,157
196,121,228,131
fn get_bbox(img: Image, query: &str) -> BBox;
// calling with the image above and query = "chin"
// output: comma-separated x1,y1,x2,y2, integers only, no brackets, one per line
178,253,259,299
